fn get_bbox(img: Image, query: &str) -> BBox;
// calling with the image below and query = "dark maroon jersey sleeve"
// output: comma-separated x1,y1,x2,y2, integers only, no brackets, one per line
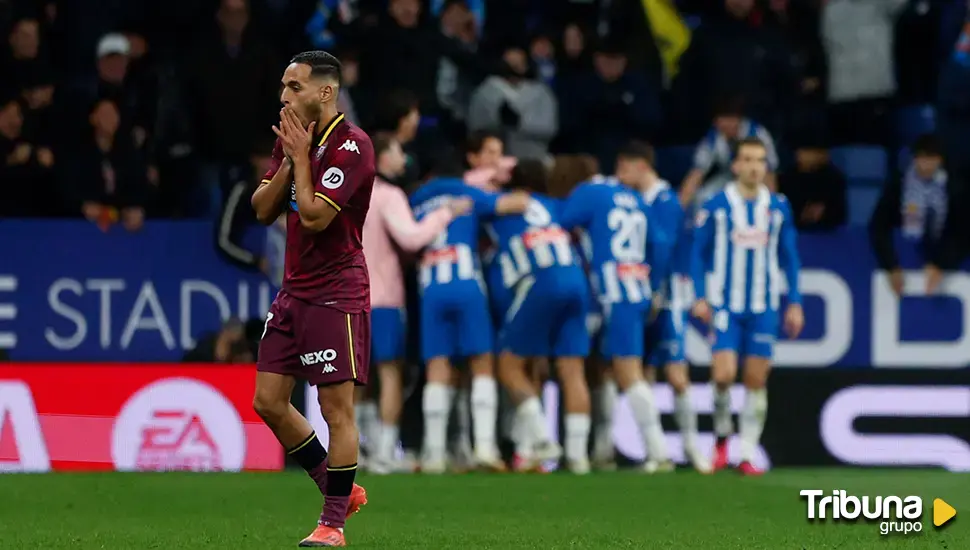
260,138,285,183
313,137,374,212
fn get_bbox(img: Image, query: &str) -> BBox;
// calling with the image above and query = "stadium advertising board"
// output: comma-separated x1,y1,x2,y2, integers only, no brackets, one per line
515,372,968,472
757,369,970,471
1,221,969,366
0,221,274,362
0,364,283,473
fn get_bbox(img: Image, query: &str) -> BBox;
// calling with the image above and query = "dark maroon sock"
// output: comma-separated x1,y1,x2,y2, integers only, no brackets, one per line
287,432,328,495
319,463,357,528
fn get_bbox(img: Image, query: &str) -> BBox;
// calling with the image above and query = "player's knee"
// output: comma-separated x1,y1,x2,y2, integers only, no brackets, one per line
643,366,657,384
252,391,288,425
742,370,768,390
666,365,690,393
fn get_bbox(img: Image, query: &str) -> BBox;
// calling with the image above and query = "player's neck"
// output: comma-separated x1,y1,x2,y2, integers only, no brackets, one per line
315,105,340,133
736,181,761,199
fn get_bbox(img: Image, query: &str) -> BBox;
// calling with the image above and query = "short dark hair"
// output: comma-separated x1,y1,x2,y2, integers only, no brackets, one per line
912,134,942,158
429,148,465,179
507,158,548,193
734,136,766,156
372,132,399,160
290,50,342,85
372,89,419,133
466,130,502,156
616,141,655,167
713,95,745,118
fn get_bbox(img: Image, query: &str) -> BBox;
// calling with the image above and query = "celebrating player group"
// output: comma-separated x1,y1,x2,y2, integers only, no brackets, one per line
248,49,804,547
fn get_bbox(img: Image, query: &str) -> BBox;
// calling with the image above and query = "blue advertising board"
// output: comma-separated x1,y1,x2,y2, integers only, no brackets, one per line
0,221,967,367
0,221,275,362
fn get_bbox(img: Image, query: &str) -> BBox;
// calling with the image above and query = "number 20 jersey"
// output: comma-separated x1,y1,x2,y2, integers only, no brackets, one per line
560,176,672,307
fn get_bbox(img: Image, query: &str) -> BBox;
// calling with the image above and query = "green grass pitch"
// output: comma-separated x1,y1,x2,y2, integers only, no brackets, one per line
0,469,965,549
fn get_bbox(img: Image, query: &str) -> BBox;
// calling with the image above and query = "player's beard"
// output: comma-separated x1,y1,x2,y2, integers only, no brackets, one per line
303,101,322,130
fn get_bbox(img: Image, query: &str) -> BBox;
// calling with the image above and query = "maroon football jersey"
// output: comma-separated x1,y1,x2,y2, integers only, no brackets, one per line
262,113,375,312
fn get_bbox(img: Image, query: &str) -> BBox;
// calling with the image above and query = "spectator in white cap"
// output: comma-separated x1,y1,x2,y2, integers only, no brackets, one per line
96,33,131,87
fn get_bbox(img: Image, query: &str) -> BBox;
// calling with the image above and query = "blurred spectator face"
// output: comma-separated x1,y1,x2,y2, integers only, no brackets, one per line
563,25,584,59
9,19,39,59
795,148,829,172
89,100,121,137
615,156,649,188
0,100,23,139
96,34,131,85
340,57,359,87
23,84,54,110
398,106,420,143
913,153,943,179
380,139,408,177
280,63,326,127
218,0,250,40
98,54,128,85
531,35,554,61
467,137,503,170
732,143,768,185
390,0,421,28
593,52,627,83
441,1,474,39
725,0,755,18
714,114,742,139
502,48,530,78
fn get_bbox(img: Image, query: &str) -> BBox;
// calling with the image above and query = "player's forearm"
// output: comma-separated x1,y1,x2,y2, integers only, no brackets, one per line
251,160,292,225
292,157,334,233
387,207,452,252
679,170,702,206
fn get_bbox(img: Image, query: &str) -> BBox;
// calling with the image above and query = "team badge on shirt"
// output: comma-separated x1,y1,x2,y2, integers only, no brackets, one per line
315,145,326,160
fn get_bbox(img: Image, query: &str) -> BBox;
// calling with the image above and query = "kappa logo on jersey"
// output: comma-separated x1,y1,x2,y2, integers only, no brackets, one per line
300,349,338,373
321,167,345,189
338,140,360,154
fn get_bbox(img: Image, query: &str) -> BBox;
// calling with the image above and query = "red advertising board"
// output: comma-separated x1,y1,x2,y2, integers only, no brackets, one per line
0,364,284,472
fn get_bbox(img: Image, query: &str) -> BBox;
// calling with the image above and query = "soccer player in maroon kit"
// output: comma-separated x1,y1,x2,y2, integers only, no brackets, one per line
251,50,374,547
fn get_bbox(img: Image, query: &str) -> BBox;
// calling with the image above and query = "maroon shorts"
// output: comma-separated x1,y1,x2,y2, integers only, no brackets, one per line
257,290,370,386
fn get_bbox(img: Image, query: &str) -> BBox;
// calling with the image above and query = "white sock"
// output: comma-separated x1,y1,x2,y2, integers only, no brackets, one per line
422,383,451,463
713,385,733,438
377,422,399,466
511,412,532,457
470,375,498,454
593,380,617,459
356,400,378,454
626,381,668,461
518,396,550,444
739,388,767,463
673,391,699,451
564,413,591,464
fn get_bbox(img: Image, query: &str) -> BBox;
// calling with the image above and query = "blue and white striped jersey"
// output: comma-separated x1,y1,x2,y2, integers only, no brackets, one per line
642,179,692,312
410,177,498,288
693,118,780,175
485,193,580,288
560,175,672,306
690,183,802,314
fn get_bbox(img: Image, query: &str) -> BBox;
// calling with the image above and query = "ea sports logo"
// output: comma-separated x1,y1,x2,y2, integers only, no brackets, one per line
112,378,245,472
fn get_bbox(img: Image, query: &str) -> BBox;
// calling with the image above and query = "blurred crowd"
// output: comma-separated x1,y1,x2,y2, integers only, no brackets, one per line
3,0,970,264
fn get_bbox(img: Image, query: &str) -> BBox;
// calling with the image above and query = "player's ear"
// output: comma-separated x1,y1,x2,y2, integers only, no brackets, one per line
319,83,337,103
